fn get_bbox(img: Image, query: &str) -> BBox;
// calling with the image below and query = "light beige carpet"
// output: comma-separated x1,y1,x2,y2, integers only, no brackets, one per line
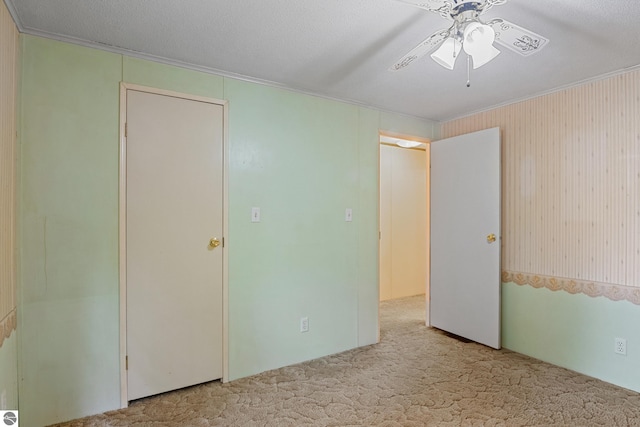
53,295,640,426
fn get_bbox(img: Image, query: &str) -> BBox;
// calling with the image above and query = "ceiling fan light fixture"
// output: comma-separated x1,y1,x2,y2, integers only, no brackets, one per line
430,37,462,70
390,0,549,79
396,140,423,148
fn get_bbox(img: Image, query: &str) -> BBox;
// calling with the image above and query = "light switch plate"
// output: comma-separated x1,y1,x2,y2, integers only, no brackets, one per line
251,207,261,223
345,208,353,222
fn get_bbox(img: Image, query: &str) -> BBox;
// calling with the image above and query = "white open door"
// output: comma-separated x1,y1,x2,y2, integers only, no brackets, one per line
430,127,501,349
125,89,224,400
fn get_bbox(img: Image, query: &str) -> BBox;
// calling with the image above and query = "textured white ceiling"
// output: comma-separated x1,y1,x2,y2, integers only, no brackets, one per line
6,0,640,121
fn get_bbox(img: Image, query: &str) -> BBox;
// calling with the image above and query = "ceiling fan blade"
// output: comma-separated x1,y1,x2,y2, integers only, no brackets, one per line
488,18,549,56
389,29,450,71
393,0,453,19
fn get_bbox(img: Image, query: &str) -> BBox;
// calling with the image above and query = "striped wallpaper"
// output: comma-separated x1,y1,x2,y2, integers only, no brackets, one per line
0,0,18,348
443,69,640,303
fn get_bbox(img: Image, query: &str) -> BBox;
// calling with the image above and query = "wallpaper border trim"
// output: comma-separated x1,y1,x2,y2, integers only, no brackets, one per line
0,309,16,348
502,271,640,305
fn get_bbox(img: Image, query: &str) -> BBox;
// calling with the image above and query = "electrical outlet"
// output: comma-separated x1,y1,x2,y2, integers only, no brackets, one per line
300,317,309,333
615,337,627,355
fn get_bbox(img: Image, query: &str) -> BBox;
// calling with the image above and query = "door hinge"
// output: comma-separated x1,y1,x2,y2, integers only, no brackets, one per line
124,122,128,138
222,237,225,247
125,355,128,370
379,231,381,240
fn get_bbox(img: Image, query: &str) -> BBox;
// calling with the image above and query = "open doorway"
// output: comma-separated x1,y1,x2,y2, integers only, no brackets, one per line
379,131,430,326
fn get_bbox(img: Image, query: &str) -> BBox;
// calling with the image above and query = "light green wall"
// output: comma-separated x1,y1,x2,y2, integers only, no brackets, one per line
18,35,437,425
502,282,640,393
356,107,382,345
224,78,361,376
0,333,18,410
19,36,122,427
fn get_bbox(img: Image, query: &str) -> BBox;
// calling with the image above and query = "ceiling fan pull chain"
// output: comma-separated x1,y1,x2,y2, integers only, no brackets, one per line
466,55,471,87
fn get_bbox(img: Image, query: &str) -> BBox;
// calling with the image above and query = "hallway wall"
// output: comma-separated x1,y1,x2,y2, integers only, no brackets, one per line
379,145,427,301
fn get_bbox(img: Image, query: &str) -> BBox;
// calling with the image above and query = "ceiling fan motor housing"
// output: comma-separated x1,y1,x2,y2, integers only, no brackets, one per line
451,1,484,16
448,5,483,42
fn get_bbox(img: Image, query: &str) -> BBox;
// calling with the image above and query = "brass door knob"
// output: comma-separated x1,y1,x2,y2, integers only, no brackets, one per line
486,234,496,244
209,238,221,249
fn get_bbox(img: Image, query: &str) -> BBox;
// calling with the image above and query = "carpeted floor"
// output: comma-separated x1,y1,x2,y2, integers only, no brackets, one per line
53,295,640,426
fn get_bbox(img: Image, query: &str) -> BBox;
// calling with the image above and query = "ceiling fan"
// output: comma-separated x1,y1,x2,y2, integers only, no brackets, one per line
390,0,548,76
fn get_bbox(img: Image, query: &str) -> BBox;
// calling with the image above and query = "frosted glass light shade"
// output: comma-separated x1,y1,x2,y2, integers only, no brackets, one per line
470,44,500,69
463,22,500,69
431,37,462,70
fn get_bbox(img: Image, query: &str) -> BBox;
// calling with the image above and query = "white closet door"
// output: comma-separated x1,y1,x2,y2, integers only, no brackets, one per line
126,90,224,400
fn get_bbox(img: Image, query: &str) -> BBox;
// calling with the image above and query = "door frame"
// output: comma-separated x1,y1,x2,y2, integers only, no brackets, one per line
118,83,229,407
378,130,431,329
